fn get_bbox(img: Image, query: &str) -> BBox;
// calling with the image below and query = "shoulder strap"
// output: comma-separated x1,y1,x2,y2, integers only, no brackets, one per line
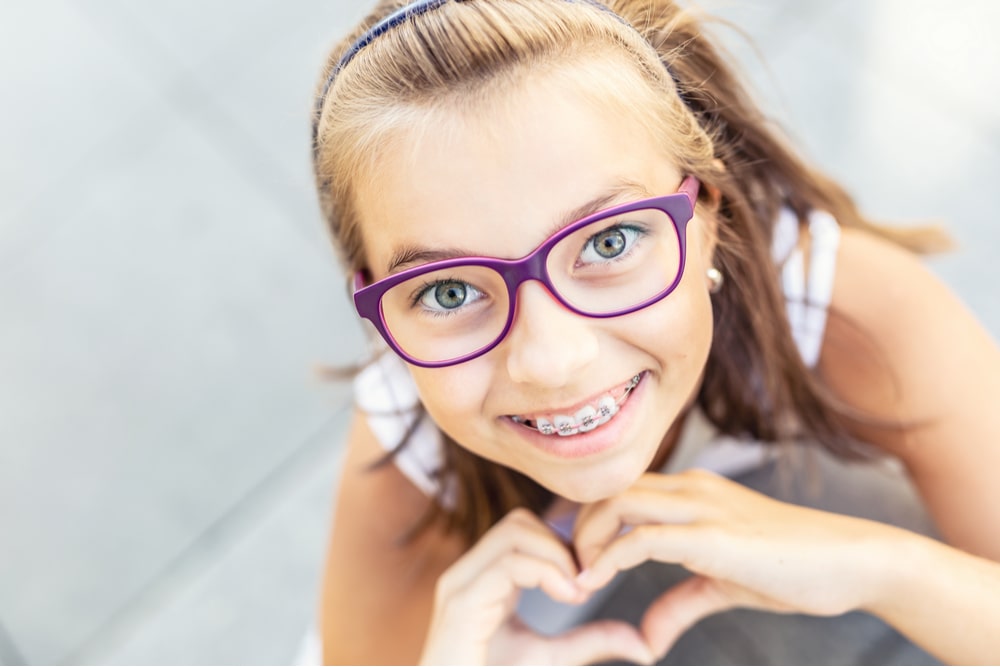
354,352,447,500
773,209,841,367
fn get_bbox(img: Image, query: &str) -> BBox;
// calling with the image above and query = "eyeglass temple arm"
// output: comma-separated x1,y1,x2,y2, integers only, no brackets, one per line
679,175,701,208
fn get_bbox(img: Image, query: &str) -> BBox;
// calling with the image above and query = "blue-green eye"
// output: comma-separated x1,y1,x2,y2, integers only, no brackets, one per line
416,280,484,312
579,225,644,264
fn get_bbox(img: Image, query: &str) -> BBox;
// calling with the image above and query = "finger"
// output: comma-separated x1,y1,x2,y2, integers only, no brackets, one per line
579,523,709,591
441,509,579,595
640,575,738,659
448,552,585,611
501,509,582,577
536,619,656,666
487,552,586,604
431,551,587,647
573,489,702,569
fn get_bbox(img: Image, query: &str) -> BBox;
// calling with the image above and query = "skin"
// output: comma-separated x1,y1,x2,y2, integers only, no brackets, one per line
356,77,718,504
320,64,1000,665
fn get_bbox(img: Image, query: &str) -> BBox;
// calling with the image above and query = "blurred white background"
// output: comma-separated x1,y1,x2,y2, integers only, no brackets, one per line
0,0,997,664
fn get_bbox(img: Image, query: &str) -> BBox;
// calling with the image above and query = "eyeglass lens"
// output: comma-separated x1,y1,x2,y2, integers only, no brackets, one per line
378,206,681,363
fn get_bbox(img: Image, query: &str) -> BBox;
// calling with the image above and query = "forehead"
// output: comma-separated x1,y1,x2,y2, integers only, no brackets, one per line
355,70,681,279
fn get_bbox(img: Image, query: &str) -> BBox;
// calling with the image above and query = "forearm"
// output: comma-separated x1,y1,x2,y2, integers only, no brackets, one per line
320,584,433,664
866,528,1000,664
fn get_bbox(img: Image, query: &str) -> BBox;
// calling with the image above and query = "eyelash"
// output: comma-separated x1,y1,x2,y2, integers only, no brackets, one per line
408,278,477,312
399,220,650,311
579,222,649,264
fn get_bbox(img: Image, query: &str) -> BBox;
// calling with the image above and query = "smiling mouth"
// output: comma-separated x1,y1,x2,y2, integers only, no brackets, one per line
509,373,643,437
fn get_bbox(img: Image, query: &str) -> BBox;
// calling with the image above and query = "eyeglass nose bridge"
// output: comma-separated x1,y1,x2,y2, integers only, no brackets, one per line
495,238,572,321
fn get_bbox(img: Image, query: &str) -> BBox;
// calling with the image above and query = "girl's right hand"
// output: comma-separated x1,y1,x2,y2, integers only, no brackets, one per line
418,507,655,665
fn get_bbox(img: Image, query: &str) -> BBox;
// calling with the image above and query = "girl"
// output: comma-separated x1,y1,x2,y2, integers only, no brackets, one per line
310,0,1000,663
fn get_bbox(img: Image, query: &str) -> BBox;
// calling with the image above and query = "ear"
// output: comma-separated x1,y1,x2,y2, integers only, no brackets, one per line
695,160,726,264
703,159,726,210
694,192,721,267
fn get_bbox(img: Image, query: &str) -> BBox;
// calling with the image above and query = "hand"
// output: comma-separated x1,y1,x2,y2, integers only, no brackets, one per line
573,470,898,659
419,507,655,665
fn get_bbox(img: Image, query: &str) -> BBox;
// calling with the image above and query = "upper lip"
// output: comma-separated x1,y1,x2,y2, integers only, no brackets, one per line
505,373,642,418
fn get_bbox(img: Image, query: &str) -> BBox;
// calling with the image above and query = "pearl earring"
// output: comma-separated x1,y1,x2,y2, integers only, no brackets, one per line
706,267,724,293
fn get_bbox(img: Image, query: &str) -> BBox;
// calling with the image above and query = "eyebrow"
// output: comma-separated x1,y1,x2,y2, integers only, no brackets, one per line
548,180,655,237
384,179,656,276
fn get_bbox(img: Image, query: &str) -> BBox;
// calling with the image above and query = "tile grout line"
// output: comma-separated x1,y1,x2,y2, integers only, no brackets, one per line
60,398,352,665
0,1,323,281
0,616,27,666
75,0,325,251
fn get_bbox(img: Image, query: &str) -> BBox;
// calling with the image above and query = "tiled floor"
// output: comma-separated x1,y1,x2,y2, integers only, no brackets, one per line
0,0,996,664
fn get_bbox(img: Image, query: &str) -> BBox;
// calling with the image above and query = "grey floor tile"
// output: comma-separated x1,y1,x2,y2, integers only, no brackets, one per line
67,2,324,252
84,409,350,666
200,1,373,231
0,0,163,252
69,0,377,253
89,0,291,79
0,105,362,663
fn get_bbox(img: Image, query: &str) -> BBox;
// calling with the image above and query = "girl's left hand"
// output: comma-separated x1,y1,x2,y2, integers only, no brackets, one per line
572,469,902,658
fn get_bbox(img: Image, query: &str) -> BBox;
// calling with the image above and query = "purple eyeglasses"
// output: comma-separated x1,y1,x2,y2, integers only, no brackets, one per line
354,176,700,367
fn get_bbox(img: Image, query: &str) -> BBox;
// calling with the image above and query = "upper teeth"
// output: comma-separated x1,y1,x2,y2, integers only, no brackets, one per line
512,374,641,437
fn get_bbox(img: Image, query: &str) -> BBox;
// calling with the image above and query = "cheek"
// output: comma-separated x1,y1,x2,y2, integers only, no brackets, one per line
621,268,715,366
410,366,492,441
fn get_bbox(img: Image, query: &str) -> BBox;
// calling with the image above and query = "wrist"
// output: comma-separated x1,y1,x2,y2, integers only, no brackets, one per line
857,524,933,620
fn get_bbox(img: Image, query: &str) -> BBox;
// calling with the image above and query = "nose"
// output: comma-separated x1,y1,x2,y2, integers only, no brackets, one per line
504,281,599,387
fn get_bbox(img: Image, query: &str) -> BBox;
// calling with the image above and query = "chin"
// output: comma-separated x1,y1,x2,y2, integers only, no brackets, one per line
542,459,647,503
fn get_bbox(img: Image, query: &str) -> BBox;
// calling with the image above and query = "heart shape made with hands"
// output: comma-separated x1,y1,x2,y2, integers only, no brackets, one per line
556,528,741,662
438,472,827,665
495,518,734,663
556,468,864,663
490,534,736,665
549,472,800,662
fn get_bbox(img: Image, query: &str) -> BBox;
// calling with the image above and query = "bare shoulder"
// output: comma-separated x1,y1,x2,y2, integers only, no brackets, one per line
820,226,1000,427
320,409,466,664
817,225,1000,558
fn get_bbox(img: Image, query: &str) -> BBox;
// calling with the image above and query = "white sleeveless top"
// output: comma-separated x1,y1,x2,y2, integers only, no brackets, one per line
353,208,841,500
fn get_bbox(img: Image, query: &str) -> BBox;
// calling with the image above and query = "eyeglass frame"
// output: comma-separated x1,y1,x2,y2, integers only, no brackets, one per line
353,175,701,368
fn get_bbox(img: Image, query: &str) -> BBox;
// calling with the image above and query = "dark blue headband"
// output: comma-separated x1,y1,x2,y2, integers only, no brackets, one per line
311,0,632,149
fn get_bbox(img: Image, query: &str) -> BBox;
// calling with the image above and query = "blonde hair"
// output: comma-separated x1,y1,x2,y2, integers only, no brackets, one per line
313,0,948,545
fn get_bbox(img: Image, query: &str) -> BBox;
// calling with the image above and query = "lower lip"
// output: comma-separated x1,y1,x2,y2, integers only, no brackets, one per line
504,372,647,459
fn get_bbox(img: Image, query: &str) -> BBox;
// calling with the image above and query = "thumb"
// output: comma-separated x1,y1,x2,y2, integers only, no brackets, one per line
640,575,738,659
539,619,656,666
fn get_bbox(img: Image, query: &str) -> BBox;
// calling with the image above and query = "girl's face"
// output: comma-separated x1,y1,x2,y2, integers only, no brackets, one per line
355,71,718,502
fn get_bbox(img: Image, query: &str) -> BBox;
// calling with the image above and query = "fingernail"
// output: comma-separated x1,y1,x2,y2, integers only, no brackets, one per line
576,568,605,590
625,644,656,666
558,575,590,603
